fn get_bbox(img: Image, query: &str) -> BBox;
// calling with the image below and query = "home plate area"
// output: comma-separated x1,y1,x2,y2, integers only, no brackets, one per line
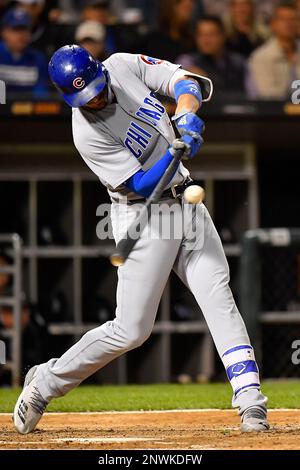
1,410,300,450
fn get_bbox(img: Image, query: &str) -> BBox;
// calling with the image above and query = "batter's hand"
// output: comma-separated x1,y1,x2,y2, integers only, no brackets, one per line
172,112,205,159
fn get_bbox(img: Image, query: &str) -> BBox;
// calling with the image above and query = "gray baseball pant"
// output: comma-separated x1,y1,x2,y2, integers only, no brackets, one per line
36,200,267,414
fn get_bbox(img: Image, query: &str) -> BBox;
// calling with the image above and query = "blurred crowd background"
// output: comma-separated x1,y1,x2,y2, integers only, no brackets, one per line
0,0,300,101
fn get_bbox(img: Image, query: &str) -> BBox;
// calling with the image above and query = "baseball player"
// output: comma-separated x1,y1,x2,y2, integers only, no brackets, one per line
14,45,269,434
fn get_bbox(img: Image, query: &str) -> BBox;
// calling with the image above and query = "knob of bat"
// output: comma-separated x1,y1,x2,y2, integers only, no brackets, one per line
110,254,125,267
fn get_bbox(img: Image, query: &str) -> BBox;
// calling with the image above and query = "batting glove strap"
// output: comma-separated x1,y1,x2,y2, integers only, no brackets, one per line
172,112,205,138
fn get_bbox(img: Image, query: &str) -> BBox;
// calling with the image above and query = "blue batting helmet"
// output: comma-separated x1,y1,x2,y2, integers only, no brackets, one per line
48,45,107,107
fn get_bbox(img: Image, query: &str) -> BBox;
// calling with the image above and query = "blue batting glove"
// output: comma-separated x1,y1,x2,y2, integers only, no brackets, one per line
173,112,205,137
181,134,203,159
173,112,205,159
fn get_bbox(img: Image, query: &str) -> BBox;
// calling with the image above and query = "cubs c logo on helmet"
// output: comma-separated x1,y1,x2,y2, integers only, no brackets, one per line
73,77,85,89
140,55,164,65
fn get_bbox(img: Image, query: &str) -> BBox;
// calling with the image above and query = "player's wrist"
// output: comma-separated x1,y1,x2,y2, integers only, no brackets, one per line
174,96,200,116
172,109,193,121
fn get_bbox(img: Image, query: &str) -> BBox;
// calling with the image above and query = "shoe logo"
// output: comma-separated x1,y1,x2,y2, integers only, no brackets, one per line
232,362,246,375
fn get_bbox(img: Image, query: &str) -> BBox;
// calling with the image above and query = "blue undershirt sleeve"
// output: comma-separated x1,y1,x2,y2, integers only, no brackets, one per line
125,148,178,198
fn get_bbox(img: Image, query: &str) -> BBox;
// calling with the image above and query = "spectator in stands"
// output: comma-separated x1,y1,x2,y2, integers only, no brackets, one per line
0,7,49,96
81,0,117,55
17,0,62,55
17,0,47,42
46,0,128,24
47,1,81,24
177,17,246,96
144,0,196,63
83,0,138,24
224,0,269,58
82,0,112,24
247,3,300,99
204,0,274,24
122,0,160,29
75,20,107,60
17,0,77,25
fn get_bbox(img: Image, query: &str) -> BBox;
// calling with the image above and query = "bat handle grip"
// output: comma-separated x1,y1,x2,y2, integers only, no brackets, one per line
110,236,138,267
110,253,125,267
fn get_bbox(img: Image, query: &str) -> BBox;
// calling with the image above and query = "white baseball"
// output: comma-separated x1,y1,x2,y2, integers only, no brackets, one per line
184,185,205,204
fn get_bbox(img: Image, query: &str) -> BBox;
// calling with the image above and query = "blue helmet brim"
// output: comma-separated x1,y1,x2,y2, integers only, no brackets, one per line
62,66,107,108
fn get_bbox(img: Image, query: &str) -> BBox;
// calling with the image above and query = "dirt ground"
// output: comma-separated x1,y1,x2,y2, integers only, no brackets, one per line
0,410,300,450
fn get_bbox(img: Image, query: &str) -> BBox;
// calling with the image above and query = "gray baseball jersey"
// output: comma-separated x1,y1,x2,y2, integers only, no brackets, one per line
72,53,212,201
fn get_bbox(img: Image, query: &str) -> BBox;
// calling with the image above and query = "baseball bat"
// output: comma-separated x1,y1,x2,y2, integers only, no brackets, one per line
110,139,188,267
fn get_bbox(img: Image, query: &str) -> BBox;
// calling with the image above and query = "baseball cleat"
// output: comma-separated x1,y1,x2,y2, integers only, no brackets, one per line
241,406,270,433
13,365,48,434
